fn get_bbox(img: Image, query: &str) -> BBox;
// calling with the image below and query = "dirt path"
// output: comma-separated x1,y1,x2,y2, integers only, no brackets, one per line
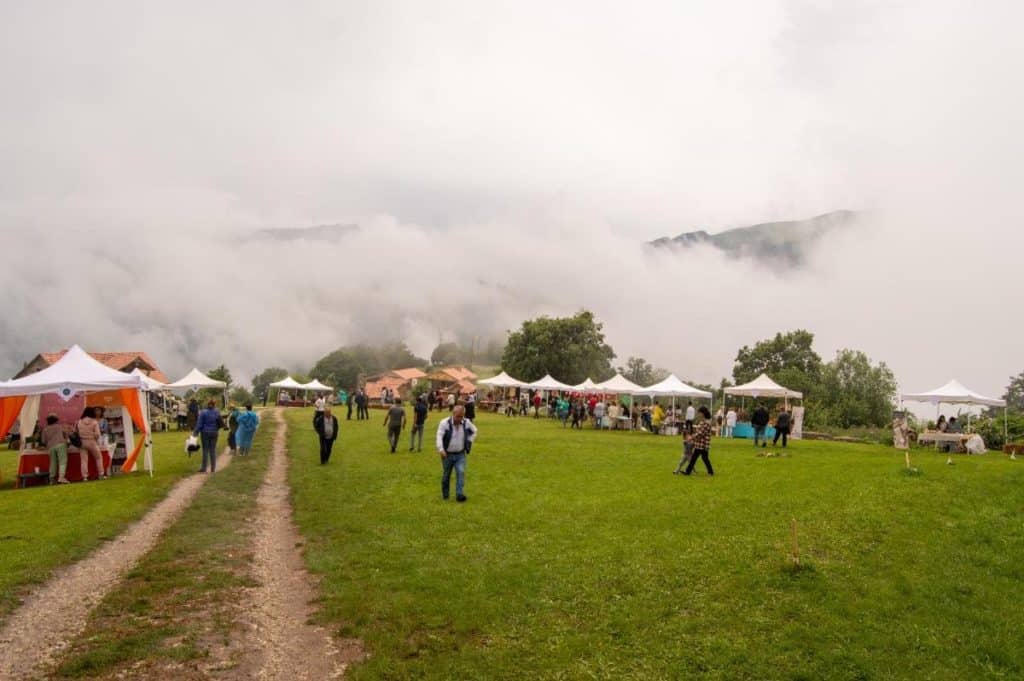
231,409,364,680
0,448,235,681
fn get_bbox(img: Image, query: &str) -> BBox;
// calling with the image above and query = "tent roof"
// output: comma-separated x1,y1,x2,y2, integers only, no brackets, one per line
130,367,167,391
268,376,306,390
573,378,599,392
901,379,1006,407
478,371,525,388
593,374,644,394
725,373,803,399
638,374,713,398
0,344,143,397
165,368,227,391
527,374,574,391
301,379,333,392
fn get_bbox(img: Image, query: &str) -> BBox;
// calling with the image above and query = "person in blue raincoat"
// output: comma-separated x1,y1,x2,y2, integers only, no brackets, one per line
235,403,260,456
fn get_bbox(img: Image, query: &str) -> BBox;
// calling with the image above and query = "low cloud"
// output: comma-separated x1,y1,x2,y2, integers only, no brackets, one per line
0,1,1021,401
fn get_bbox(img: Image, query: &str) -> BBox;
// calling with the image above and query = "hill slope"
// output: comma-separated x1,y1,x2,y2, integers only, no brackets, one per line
650,210,859,267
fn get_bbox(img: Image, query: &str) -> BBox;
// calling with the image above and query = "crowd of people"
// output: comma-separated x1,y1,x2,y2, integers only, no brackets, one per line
305,378,806,502
311,392,478,502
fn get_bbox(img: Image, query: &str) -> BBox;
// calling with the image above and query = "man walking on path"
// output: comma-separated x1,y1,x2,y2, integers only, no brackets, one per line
436,405,477,502
751,403,770,448
410,396,428,452
773,408,792,448
193,399,224,473
384,398,407,453
314,406,340,464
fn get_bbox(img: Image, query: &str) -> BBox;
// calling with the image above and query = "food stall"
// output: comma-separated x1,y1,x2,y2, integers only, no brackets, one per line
0,345,151,487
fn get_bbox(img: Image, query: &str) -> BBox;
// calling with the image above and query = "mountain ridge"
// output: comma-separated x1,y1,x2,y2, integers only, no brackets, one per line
650,210,859,267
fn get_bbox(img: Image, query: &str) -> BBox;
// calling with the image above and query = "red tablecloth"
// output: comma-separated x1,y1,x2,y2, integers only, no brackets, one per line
17,449,112,487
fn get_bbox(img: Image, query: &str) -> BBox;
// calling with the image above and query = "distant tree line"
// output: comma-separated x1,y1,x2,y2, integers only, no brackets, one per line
234,313,1024,436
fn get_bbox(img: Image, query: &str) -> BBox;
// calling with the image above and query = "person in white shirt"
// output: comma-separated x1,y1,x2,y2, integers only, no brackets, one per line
606,402,619,429
314,395,326,412
725,408,737,438
436,405,478,502
685,402,696,435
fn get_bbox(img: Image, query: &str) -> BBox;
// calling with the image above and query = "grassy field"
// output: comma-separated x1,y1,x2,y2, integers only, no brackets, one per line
286,408,1024,680
0,429,198,623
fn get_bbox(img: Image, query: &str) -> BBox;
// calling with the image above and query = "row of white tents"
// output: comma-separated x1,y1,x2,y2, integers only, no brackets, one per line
480,370,803,406
266,376,334,393
483,371,1008,439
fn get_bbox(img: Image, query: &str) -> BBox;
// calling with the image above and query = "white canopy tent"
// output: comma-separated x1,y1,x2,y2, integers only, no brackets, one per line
527,374,575,392
725,373,803,401
166,368,227,393
637,374,713,399
0,345,153,475
0,345,146,397
901,379,1007,444
593,374,644,394
573,378,600,392
268,376,306,390
901,379,1005,408
636,374,713,421
478,371,526,388
725,373,803,416
130,367,167,392
300,379,334,392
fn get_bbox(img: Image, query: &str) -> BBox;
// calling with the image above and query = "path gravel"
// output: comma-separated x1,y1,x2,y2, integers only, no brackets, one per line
231,409,364,680
0,448,234,680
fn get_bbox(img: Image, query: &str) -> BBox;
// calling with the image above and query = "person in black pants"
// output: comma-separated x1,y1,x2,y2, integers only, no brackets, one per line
346,391,353,420
356,390,368,420
682,406,715,476
773,409,791,447
751,403,770,447
313,407,339,464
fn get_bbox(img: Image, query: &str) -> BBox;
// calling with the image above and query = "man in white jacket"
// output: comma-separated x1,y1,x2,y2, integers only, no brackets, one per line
436,405,478,502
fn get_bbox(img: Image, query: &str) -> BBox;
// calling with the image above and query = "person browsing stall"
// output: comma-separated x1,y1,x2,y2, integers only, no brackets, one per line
41,413,70,484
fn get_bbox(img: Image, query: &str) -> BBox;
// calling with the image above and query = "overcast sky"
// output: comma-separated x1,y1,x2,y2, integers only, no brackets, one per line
1,1,1022,406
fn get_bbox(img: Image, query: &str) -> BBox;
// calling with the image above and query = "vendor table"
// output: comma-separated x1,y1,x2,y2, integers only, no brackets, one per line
918,431,973,452
16,449,112,488
731,422,777,440
917,432,971,444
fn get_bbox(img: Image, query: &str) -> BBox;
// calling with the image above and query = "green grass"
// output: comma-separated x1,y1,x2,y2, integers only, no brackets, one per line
0,429,199,623
54,419,273,678
286,409,1024,680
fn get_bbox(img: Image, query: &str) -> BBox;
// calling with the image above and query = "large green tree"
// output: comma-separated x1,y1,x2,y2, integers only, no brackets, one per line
309,343,426,389
501,311,616,385
815,349,897,427
430,342,461,366
618,357,669,387
1000,371,1024,413
733,330,822,398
